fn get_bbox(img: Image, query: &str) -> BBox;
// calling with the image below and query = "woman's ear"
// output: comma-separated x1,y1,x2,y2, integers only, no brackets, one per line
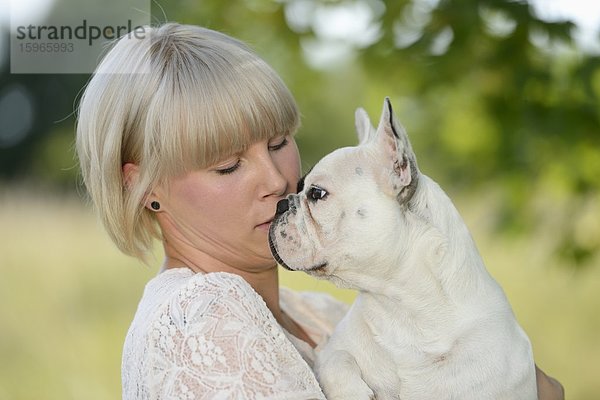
123,163,162,211
122,162,140,191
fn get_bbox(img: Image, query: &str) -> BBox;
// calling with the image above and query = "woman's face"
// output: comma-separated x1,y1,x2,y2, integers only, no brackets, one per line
156,134,301,272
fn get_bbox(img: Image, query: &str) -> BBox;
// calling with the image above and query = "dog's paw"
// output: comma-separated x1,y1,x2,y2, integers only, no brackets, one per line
323,386,375,400
317,350,376,400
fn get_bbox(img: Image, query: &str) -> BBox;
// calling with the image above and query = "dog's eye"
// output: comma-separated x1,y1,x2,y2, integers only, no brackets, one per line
307,186,328,202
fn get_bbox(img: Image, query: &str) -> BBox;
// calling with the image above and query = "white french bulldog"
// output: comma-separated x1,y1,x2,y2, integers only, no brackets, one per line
269,98,537,400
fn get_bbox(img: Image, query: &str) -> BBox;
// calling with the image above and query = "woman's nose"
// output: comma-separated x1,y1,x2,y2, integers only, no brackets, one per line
257,153,288,197
264,166,287,197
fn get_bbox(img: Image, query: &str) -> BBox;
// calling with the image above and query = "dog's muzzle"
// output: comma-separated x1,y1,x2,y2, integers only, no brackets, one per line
276,195,299,216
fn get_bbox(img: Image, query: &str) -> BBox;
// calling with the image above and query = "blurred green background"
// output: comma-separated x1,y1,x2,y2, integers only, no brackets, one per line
1,0,599,398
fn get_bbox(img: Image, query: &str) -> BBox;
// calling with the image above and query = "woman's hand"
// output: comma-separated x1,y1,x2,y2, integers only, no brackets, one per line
536,365,564,400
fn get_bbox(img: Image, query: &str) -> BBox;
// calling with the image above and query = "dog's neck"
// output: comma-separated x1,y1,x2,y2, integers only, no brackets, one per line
362,175,499,322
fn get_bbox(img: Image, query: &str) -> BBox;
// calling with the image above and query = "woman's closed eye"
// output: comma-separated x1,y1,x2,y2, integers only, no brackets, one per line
215,159,241,175
215,136,289,175
268,135,289,151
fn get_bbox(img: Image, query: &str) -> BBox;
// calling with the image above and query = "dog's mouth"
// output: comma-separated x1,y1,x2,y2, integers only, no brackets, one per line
270,245,328,273
269,236,292,270
268,231,328,273
268,214,329,273
306,262,328,272
304,262,330,278
277,258,328,273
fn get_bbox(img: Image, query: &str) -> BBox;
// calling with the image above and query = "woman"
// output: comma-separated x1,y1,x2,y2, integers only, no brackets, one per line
76,23,563,399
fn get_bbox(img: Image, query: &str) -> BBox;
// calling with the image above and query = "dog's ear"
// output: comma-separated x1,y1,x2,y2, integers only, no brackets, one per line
374,97,419,203
355,107,375,145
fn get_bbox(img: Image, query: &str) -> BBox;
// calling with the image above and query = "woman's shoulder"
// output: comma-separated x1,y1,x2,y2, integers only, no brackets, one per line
144,268,267,320
126,268,271,344
146,269,283,345
124,269,325,399
147,267,251,293
144,267,255,299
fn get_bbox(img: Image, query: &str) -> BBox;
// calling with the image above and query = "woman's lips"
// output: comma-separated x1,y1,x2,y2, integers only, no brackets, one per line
256,220,273,231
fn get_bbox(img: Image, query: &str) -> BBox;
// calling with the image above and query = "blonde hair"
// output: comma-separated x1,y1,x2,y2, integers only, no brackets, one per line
76,23,300,261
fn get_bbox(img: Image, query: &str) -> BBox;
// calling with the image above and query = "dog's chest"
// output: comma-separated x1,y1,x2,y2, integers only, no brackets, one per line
356,339,456,397
349,304,476,397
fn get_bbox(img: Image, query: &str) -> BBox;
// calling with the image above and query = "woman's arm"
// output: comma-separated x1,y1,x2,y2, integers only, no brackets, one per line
536,365,564,400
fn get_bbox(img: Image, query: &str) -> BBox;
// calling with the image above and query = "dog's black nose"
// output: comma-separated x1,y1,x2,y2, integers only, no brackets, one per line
276,198,289,216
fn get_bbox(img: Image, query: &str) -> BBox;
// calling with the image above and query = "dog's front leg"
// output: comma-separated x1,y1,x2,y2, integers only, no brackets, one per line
316,350,375,400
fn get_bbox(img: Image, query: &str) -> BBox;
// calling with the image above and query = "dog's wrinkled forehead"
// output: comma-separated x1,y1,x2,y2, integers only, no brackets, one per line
299,147,366,191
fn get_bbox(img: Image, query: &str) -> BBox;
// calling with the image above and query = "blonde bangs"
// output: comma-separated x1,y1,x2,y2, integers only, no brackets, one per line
144,39,300,180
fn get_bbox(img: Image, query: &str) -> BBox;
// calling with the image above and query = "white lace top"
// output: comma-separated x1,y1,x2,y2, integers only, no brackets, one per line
122,268,349,399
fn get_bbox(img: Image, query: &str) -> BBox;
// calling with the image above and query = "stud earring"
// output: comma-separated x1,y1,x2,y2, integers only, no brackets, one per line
150,201,160,211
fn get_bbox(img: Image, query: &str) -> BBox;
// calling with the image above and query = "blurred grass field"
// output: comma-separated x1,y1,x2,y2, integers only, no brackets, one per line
1,187,599,399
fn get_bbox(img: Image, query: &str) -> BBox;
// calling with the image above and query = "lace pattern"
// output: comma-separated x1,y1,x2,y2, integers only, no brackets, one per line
122,269,346,399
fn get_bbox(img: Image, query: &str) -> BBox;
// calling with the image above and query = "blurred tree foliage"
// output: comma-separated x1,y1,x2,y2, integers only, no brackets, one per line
0,0,598,266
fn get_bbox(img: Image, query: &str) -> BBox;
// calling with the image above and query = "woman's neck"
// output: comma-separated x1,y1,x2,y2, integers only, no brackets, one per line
162,246,283,321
